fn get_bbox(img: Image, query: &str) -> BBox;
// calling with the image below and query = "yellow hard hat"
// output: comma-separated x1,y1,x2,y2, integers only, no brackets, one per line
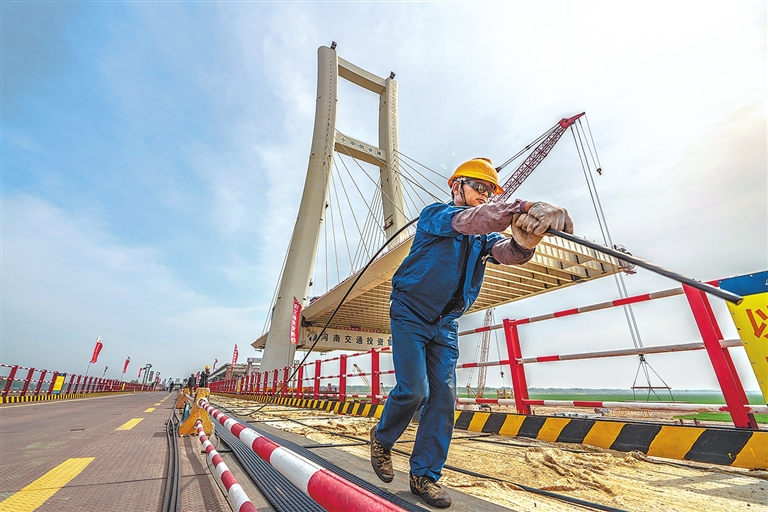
205,365,210,370
448,158,504,195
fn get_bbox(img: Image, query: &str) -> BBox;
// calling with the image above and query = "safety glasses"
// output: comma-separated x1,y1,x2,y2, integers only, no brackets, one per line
462,179,495,198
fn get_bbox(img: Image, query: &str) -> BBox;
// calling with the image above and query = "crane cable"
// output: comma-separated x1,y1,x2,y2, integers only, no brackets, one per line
247,216,420,414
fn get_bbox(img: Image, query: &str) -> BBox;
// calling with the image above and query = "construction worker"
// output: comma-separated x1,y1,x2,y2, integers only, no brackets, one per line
199,365,211,388
370,158,573,508
186,373,196,390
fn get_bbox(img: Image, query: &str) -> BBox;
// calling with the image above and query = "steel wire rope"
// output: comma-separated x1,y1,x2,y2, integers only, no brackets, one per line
352,187,384,273
495,121,559,173
396,172,424,221
351,188,380,272
244,216,420,415
584,115,603,170
392,149,448,198
335,140,411,226
397,162,445,204
262,239,292,335
332,132,444,208
330,173,355,274
323,204,328,293
571,126,643,350
332,158,373,263
393,149,446,181
327,186,341,284
577,117,601,171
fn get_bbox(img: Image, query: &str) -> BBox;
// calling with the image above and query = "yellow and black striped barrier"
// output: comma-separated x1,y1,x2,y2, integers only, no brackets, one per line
1,391,132,404
214,393,767,470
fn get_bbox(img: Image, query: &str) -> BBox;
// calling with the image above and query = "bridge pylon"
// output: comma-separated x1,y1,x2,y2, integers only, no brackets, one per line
259,45,406,373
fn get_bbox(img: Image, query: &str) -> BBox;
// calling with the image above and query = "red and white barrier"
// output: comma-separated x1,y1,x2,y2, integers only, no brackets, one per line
458,287,684,336
199,400,405,512
195,420,257,512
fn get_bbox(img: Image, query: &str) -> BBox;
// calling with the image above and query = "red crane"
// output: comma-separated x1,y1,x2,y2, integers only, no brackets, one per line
492,112,585,203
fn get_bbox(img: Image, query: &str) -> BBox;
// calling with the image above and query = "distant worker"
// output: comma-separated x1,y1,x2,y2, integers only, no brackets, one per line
369,158,573,508
168,381,174,392
186,373,196,390
199,365,211,388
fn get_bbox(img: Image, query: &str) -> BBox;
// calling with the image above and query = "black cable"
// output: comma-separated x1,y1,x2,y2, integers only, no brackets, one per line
248,216,420,414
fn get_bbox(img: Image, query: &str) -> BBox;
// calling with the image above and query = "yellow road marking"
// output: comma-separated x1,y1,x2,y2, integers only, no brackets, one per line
116,418,144,430
154,403,161,406
0,457,94,511
144,407,156,412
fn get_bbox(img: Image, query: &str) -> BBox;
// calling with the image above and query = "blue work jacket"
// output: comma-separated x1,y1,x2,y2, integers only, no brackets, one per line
390,202,505,323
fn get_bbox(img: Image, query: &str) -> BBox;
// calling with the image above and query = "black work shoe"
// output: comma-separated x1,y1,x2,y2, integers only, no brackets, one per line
410,472,452,508
369,425,394,483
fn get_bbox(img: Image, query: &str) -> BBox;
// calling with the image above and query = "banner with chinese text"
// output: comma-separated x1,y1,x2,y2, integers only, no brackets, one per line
721,271,768,403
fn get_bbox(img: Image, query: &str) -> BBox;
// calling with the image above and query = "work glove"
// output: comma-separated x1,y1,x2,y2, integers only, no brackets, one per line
518,201,574,236
510,213,544,250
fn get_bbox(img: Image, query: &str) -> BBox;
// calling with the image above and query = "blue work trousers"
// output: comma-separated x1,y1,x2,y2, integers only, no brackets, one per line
376,299,459,481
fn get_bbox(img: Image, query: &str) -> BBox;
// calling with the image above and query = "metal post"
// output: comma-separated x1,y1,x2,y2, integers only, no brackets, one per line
65,374,76,394
272,369,278,396
20,368,35,396
683,284,757,429
297,365,304,399
314,361,321,400
503,319,531,415
72,375,82,394
371,350,381,405
47,372,59,395
33,370,48,396
339,354,347,403
2,365,19,397
282,367,289,397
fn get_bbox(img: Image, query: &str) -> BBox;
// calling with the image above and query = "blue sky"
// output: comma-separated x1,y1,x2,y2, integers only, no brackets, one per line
2,2,765,390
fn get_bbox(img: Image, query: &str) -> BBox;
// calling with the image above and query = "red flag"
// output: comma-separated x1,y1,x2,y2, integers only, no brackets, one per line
122,356,131,374
290,297,302,345
138,367,144,379
90,336,103,363
195,371,201,382
212,358,218,371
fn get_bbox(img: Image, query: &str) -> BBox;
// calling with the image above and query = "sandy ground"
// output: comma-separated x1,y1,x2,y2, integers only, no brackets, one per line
214,397,768,511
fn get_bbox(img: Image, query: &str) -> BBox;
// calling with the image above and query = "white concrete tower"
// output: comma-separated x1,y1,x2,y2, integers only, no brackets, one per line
259,45,406,372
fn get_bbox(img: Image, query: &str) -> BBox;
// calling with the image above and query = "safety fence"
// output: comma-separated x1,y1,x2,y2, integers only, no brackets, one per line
0,363,154,401
199,399,405,512
210,279,765,429
195,419,257,512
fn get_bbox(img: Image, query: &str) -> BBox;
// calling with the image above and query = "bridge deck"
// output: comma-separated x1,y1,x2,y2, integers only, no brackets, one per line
0,392,509,511
0,392,239,511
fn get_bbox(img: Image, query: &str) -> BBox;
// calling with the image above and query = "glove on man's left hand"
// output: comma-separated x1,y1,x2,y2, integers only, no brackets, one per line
510,213,543,250
517,201,574,236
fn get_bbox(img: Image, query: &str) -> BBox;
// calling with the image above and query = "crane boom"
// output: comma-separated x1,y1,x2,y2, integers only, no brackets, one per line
493,112,585,203
476,309,493,398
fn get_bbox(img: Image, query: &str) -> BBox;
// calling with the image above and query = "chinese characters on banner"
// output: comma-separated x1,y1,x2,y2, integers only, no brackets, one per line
721,271,768,403
290,297,302,345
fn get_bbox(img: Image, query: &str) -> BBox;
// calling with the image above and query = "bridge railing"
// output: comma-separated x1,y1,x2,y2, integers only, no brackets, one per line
0,363,154,399
209,277,764,429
